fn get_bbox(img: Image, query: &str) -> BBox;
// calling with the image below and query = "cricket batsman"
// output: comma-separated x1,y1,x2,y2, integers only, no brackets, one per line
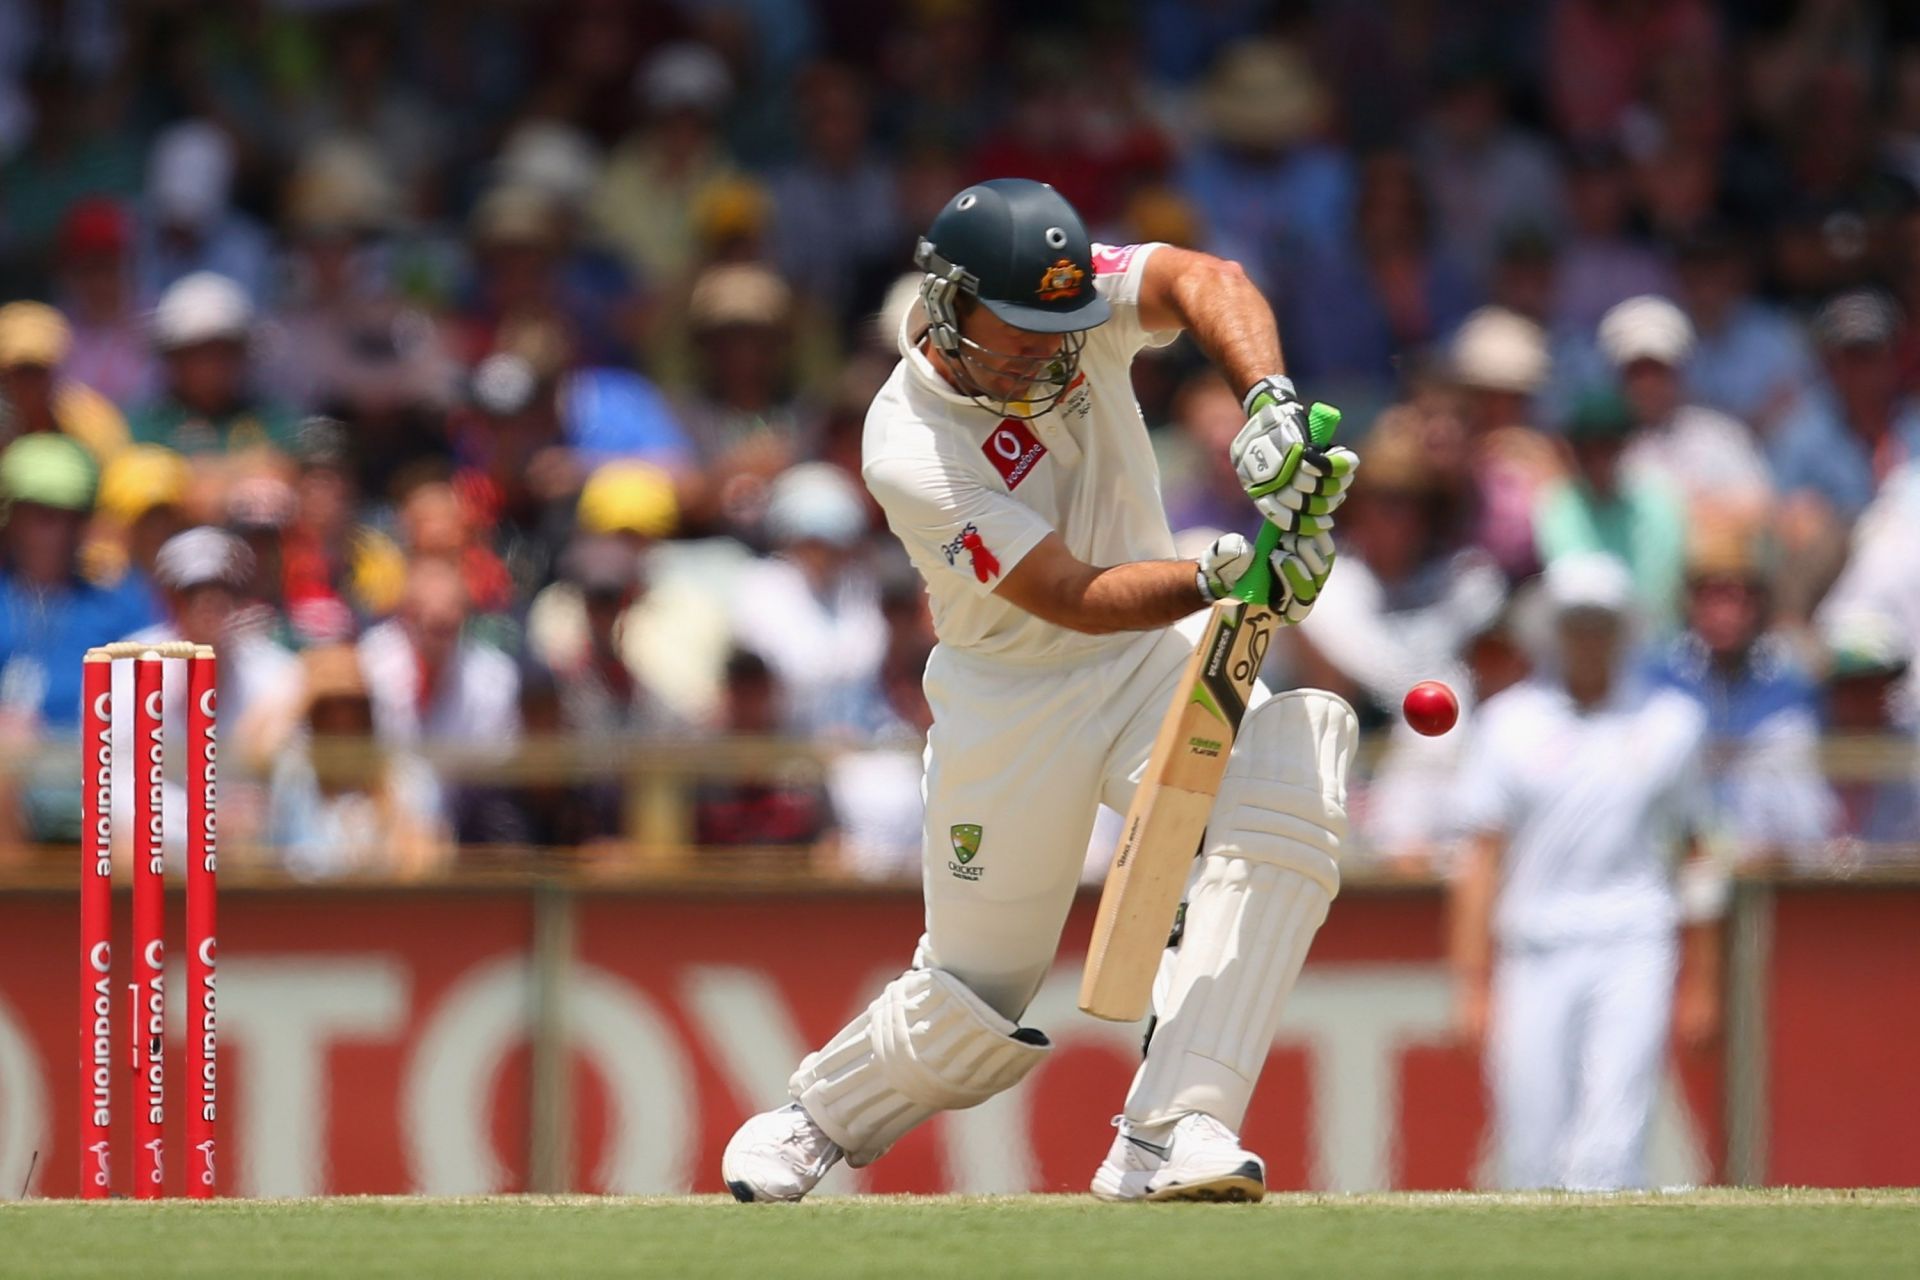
723,179,1361,1202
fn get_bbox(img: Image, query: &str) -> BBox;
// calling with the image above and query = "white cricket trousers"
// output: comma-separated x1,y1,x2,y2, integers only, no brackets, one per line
1489,931,1677,1190
914,622,1211,1022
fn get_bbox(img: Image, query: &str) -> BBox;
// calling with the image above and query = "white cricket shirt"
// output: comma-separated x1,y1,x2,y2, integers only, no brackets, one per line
1454,676,1709,946
863,242,1182,665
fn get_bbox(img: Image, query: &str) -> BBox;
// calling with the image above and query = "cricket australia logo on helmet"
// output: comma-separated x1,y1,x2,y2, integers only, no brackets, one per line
913,178,1112,420
1036,258,1085,301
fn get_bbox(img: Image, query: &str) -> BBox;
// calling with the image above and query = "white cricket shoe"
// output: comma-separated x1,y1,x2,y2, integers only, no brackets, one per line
722,1102,844,1203
1090,1111,1266,1203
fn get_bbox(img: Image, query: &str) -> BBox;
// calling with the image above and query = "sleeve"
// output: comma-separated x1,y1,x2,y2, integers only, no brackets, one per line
864,454,1053,597
1533,482,1593,564
1816,469,1920,635
1089,242,1180,356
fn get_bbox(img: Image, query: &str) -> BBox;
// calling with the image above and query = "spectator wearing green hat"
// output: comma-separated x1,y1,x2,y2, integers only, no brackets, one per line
1533,387,1689,628
1820,612,1920,855
0,434,156,847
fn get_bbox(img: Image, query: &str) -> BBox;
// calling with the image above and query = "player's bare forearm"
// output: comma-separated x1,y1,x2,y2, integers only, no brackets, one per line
995,532,1201,634
1135,246,1285,397
1682,918,1721,993
1677,914,1724,1048
1447,831,1501,1044
1449,832,1501,985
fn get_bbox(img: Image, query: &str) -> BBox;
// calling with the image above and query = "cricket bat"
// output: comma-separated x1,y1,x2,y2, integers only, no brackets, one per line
1079,403,1340,1022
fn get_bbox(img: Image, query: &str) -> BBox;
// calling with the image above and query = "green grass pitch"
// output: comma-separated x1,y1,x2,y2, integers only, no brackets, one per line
3,1190,1916,1279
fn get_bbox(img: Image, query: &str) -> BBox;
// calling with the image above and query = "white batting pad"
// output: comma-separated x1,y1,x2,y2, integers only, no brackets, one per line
790,967,1051,1166
1125,690,1357,1130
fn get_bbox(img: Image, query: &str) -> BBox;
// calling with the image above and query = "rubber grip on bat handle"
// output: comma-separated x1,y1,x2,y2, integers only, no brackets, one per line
1308,401,1342,446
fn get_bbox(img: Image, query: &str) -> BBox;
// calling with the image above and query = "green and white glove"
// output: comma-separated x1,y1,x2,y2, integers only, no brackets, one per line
1230,376,1359,537
1197,528,1338,624
1271,529,1337,623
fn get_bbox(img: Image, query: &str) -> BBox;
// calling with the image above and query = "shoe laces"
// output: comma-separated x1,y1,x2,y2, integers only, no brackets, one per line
779,1103,841,1171
1175,1111,1239,1147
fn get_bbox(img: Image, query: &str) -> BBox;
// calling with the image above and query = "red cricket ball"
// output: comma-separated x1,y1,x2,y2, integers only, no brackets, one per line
1402,680,1460,736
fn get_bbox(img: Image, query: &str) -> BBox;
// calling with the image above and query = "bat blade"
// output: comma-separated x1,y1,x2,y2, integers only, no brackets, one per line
1079,592,1275,1022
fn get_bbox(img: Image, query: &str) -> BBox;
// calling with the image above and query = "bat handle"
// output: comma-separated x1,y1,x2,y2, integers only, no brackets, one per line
1234,520,1285,606
1308,401,1342,446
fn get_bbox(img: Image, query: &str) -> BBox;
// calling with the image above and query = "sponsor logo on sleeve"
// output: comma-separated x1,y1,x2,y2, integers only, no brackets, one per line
1090,242,1143,276
983,418,1046,489
941,523,1003,583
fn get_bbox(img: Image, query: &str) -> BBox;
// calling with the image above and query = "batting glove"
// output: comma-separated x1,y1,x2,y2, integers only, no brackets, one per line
1197,531,1258,600
1270,529,1337,624
1231,377,1359,537
1197,528,1338,624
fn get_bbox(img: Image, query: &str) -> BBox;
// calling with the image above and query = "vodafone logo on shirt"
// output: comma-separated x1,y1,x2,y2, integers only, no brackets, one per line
983,418,1046,489
1091,242,1143,275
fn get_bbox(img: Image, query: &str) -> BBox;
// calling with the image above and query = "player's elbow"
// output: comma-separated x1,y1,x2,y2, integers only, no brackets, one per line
1181,254,1252,297
1166,253,1257,324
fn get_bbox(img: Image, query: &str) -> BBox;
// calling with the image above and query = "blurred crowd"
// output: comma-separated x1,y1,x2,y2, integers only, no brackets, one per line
1,0,1918,880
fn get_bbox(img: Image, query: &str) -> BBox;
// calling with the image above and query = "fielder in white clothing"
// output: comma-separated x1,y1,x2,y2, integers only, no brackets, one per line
723,178,1362,1202
1449,553,1725,1190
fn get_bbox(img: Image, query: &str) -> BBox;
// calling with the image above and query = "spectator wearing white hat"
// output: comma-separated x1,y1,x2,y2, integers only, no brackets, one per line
727,463,886,736
109,526,303,863
1450,552,1723,1191
591,41,740,286
1448,305,1568,580
129,272,299,456
1598,294,1773,522
133,120,271,306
